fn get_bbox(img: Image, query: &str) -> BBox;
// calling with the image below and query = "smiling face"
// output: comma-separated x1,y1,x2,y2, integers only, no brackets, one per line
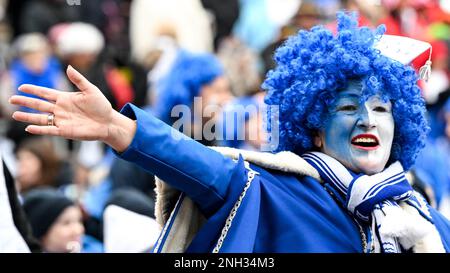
41,206,85,253
317,81,395,175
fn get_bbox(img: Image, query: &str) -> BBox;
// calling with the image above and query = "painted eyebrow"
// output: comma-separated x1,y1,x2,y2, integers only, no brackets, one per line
367,96,392,105
336,93,360,99
335,95,359,104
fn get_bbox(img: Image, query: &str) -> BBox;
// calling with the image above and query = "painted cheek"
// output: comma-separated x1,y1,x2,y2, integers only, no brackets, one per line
323,114,354,153
380,116,395,149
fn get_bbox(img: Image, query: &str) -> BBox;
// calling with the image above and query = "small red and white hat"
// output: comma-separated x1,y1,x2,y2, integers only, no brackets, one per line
373,34,433,81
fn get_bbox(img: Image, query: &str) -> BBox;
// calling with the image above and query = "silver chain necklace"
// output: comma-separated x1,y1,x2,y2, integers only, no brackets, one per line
213,169,258,253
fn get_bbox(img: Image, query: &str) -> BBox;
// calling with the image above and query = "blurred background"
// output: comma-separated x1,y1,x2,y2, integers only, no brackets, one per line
0,0,449,253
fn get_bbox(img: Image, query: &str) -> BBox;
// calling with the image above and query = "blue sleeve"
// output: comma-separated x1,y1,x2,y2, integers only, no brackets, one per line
114,103,238,216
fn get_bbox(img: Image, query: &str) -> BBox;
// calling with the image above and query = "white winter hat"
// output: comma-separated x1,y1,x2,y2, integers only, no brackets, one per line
56,22,105,56
12,33,49,55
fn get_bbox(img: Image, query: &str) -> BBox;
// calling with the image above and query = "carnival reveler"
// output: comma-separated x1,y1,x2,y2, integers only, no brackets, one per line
9,13,450,253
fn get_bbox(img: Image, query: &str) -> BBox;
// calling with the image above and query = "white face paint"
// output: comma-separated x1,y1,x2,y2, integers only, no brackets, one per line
318,81,395,175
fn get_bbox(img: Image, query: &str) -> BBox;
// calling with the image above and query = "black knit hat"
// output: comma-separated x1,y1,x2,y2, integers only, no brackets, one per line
22,187,74,239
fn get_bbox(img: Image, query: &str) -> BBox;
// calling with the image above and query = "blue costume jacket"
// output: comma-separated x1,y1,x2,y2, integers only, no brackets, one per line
116,104,450,253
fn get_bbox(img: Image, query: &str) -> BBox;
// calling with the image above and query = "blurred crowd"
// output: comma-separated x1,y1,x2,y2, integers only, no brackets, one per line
0,0,449,253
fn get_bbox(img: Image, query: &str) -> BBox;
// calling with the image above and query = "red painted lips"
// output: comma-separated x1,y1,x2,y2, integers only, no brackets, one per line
351,134,380,151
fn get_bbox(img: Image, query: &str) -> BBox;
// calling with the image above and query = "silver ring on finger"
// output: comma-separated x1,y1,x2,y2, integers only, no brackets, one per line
47,113,55,126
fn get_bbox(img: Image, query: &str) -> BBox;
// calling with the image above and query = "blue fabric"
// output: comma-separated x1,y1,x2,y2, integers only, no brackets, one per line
83,148,116,218
415,139,450,206
225,168,363,252
427,98,450,141
115,103,450,252
352,174,412,221
430,207,450,252
116,104,238,217
186,157,249,252
83,178,112,219
10,57,63,113
81,234,104,253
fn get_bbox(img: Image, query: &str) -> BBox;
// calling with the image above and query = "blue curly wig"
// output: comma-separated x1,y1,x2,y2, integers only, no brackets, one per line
153,50,224,123
262,12,430,170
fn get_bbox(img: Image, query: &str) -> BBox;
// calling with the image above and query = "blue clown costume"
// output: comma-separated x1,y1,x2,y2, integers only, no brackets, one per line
114,13,450,253
116,104,450,253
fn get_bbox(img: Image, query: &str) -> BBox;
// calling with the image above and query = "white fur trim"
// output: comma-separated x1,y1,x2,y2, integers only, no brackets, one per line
155,192,206,253
155,178,180,227
209,147,322,181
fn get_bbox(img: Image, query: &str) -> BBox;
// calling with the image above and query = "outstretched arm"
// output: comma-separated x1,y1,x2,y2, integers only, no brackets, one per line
9,66,239,215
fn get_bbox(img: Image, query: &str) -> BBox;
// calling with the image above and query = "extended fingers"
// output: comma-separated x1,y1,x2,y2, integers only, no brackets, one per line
12,111,52,126
17,84,59,101
25,125,61,137
9,95,55,113
66,65,95,93
13,111,63,137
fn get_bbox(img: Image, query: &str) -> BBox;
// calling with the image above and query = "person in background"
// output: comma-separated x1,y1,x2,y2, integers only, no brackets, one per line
15,137,72,194
0,33,69,149
151,50,234,145
0,32,68,116
129,0,214,109
216,37,262,97
52,22,134,111
218,92,268,151
22,187,102,253
378,0,432,40
129,0,213,67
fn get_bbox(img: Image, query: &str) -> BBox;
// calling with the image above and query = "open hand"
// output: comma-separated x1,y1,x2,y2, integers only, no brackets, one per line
9,66,136,152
